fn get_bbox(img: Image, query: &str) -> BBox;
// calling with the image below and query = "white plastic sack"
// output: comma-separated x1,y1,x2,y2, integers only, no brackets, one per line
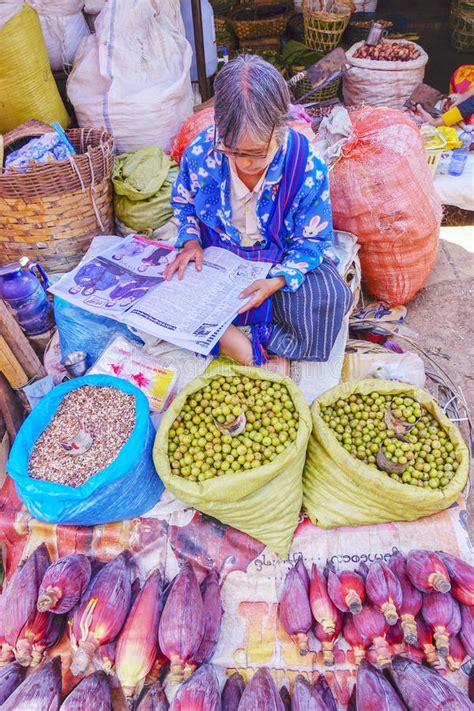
39,13,89,70
84,0,106,11
160,0,186,33
369,352,426,388
28,0,84,12
313,105,353,164
27,0,89,71
353,0,377,10
84,0,184,30
0,1,23,28
343,40,428,110
83,0,181,13
67,0,193,153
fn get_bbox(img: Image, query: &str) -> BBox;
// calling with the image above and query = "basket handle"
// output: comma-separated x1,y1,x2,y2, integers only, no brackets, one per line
2,120,55,150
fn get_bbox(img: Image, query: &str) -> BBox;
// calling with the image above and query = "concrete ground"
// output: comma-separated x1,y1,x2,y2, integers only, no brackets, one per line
403,226,474,539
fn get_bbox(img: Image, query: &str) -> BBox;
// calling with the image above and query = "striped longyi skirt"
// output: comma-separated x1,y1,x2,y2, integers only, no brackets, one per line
268,258,353,362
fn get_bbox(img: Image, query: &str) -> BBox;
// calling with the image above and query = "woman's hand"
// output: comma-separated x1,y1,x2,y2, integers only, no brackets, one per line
441,93,462,111
444,88,474,110
415,104,443,127
164,240,203,280
238,276,285,314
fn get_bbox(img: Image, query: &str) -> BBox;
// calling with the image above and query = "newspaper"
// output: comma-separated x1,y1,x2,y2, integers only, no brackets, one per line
50,235,272,356
49,234,175,316
126,246,271,353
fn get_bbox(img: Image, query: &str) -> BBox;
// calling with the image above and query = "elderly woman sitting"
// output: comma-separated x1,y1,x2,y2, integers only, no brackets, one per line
165,55,352,372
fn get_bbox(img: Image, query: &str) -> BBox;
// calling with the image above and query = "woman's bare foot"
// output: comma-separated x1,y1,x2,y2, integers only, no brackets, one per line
219,325,291,375
263,356,290,377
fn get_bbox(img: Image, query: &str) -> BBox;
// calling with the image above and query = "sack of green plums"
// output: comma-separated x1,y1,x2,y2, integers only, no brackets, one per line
303,379,469,528
153,360,312,558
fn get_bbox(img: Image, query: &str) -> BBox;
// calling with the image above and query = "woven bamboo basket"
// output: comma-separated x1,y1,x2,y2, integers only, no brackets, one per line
211,0,235,14
453,0,474,10
238,0,293,4
290,64,341,102
0,120,114,274
215,16,228,33
450,2,474,50
303,0,351,53
215,20,238,50
211,0,237,49
442,205,474,227
231,3,289,39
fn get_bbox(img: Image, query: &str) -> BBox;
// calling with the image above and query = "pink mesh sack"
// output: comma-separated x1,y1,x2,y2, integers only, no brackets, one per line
330,107,442,305
170,107,215,164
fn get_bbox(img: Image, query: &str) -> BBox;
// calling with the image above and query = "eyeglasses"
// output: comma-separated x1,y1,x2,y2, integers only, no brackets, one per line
212,124,275,160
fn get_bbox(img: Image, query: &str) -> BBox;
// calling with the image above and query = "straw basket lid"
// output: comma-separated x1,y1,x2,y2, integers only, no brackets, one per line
230,2,290,39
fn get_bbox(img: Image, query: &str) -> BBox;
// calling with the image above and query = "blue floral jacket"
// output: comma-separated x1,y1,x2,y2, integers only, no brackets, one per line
171,126,333,291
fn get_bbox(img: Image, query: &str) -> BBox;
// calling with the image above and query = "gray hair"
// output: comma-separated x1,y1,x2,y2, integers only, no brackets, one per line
214,54,291,148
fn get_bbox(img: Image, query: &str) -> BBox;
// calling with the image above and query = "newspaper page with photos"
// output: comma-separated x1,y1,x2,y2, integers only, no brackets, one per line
49,234,175,317
50,236,272,356
125,246,272,354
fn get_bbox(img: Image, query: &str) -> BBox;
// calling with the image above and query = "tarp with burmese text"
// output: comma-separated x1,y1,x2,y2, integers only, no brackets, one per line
0,460,472,708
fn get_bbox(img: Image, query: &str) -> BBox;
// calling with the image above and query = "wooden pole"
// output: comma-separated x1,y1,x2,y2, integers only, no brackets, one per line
0,336,27,388
0,373,25,442
191,0,211,102
0,301,45,381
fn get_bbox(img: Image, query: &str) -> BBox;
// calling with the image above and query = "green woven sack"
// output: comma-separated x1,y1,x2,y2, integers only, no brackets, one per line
303,379,470,529
153,361,312,558
112,146,179,234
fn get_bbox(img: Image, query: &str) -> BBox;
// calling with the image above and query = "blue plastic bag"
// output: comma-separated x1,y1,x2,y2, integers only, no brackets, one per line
54,297,143,366
7,375,164,525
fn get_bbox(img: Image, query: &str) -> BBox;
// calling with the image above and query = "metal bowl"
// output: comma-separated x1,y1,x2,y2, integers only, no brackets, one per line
62,351,88,378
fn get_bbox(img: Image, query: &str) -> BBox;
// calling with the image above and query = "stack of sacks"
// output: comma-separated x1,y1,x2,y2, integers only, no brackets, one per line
83,0,106,11
28,0,89,71
67,0,193,152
